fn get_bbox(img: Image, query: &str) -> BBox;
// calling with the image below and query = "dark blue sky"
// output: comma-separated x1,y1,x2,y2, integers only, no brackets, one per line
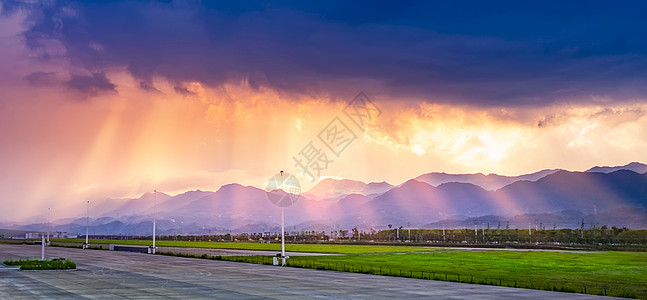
5,0,647,105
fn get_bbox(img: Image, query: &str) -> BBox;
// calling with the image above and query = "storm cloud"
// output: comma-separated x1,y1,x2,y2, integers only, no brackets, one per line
67,72,116,96
4,0,647,105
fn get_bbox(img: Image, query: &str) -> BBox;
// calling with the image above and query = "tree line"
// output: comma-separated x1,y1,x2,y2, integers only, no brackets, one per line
154,226,647,246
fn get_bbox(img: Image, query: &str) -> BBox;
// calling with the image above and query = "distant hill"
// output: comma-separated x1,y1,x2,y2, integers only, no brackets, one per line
337,170,647,228
100,191,172,217
499,170,647,214
10,162,647,234
413,169,560,191
363,181,395,195
587,162,647,174
304,178,394,199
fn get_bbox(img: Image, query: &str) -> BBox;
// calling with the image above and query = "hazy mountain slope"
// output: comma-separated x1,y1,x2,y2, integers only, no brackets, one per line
103,192,172,217
497,170,647,214
17,163,647,234
363,181,395,195
587,162,647,174
335,170,647,228
414,169,560,191
304,178,368,199
304,178,394,199
349,180,497,227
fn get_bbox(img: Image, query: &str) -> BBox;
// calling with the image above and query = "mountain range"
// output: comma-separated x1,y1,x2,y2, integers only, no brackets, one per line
4,162,647,235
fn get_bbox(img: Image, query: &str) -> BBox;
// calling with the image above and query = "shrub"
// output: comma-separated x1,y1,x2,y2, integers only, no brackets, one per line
3,258,76,270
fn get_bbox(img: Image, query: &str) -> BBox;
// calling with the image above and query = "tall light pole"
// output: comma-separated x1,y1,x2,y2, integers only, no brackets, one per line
47,207,50,246
529,222,532,235
152,189,156,254
482,223,485,243
442,225,446,242
280,171,285,265
265,170,300,266
41,234,45,260
84,200,89,249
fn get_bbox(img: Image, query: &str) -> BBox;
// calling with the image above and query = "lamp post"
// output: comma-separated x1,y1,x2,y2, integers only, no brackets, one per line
152,189,156,254
47,207,50,246
41,234,45,260
529,222,532,236
442,225,446,242
265,170,300,266
280,171,286,266
84,201,89,249
482,223,485,243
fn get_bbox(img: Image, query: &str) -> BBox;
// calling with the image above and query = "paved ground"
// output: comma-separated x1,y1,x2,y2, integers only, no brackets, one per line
0,244,613,299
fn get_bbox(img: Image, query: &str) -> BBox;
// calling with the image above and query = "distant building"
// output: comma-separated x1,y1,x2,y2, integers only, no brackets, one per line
25,232,42,239
26,231,72,239
51,231,70,238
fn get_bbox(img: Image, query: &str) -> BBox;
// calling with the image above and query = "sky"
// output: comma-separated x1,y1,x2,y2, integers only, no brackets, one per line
1,1,647,222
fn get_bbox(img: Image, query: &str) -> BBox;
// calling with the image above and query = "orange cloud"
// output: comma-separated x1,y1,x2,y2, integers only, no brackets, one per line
1,66,647,222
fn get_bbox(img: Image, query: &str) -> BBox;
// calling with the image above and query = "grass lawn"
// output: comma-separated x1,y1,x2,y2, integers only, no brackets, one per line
3,258,76,270
283,251,647,298
58,239,445,254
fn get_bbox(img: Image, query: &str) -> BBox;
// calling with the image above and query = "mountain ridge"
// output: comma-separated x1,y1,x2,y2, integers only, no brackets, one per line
586,162,647,174
11,162,647,234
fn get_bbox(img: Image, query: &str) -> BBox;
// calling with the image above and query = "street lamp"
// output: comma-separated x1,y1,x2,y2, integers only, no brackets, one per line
442,225,446,242
264,170,300,266
280,171,286,265
84,200,89,249
151,189,157,254
47,207,50,246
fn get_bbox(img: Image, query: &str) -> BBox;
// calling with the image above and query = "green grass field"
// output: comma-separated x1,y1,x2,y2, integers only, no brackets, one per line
58,239,445,253
280,251,647,298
